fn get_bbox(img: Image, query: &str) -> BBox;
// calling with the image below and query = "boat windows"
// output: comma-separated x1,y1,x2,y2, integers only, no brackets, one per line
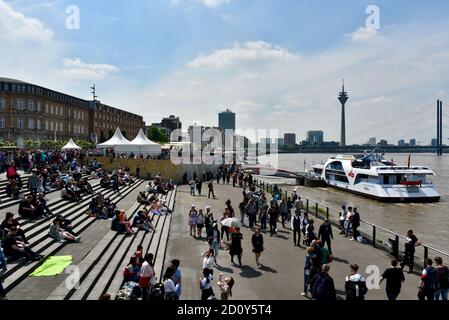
354,174,370,184
326,161,344,171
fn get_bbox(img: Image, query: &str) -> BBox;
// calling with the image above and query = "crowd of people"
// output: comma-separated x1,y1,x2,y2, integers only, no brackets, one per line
180,165,449,301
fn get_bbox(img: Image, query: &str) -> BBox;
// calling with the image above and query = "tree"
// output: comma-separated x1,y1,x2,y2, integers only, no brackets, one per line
99,131,107,143
107,129,114,139
147,126,169,143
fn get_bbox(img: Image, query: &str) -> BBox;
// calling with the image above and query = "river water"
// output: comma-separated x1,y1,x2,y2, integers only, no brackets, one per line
257,153,449,253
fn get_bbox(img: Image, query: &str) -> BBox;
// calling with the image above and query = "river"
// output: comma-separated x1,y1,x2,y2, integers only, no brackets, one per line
257,153,449,253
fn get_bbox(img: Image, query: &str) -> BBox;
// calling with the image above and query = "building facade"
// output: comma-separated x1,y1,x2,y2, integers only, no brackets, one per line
218,109,236,131
306,130,324,145
284,133,296,146
0,78,145,143
161,115,182,132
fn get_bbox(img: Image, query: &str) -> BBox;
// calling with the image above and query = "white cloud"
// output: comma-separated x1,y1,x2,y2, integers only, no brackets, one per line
188,41,297,69
61,58,120,80
170,0,230,7
0,0,54,43
196,0,230,7
349,26,380,43
220,14,234,24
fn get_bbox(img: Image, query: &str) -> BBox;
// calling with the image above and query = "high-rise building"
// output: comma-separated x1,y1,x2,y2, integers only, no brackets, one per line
431,138,438,147
398,139,406,147
338,79,349,147
284,133,296,146
410,139,416,146
378,139,388,147
218,109,236,131
260,138,272,145
368,137,376,146
306,131,324,145
161,115,182,132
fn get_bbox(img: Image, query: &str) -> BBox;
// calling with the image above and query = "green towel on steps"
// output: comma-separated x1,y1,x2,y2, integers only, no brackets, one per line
30,255,73,277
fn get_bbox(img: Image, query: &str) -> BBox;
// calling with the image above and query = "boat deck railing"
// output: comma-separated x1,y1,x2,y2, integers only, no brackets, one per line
254,178,449,272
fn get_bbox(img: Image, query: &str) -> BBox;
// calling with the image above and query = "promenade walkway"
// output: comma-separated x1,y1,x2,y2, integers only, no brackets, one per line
166,184,423,300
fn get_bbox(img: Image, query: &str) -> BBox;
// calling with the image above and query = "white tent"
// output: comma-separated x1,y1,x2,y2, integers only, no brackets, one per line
129,129,161,156
97,127,133,154
61,138,82,150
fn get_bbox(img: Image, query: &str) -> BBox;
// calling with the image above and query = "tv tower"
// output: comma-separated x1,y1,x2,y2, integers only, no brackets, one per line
338,79,349,146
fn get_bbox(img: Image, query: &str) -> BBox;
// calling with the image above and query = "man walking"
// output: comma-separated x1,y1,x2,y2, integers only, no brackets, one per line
291,210,302,247
434,256,449,300
379,259,405,300
418,258,438,300
268,203,279,237
318,220,333,254
208,181,216,199
311,264,336,301
345,264,368,301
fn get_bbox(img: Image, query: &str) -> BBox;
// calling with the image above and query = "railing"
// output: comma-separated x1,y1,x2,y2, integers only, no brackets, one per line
253,178,449,271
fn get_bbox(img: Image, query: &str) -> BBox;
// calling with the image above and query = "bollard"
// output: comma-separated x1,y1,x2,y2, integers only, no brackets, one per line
326,207,329,220
424,246,429,263
372,226,376,248
315,203,318,218
306,199,309,214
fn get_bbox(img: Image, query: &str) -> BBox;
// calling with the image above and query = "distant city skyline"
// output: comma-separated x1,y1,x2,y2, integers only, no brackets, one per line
1,0,449,144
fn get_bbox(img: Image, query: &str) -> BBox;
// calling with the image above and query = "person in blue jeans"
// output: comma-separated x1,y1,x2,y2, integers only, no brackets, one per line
301,247,316,297
0,241,7,272
434,256,449,300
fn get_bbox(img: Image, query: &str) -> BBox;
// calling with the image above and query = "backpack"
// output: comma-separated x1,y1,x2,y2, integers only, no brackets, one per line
346,279,368,299
311,273,330,300
423,267,438,290
436,266,449,289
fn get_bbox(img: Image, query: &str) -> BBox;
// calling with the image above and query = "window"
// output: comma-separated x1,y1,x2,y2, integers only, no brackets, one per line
0,98,4,109
17,99,24,110
0,117,4,129
28,119,34,130
28,100,34,111
37,101,41,112
60,123,64,131
45,104,49,113
60,107,64,116
37,120,41,130
45,120,49,131
50,121,54,131
18,118,24,129
51,105,54,114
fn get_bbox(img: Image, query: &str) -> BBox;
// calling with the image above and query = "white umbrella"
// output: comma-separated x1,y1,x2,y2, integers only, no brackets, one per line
220,217,242,228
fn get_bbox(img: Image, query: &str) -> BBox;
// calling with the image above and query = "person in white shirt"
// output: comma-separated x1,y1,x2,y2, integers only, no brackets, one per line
200,268,215,300
339,205,347,234
344,206,354,238
139,253,155,301
163,266,179,300
202,249,215,272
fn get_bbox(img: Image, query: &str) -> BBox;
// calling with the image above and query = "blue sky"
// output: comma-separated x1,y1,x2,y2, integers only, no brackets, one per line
2,0,449,143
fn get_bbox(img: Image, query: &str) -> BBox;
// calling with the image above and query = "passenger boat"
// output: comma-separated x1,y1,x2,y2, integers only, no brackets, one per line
310,150,440,203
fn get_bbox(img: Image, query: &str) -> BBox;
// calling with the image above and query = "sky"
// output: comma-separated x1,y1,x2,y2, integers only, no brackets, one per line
1,0,449,145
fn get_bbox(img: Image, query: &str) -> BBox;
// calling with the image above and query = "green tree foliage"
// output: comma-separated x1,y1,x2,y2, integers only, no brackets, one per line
146,126,169,143
99,131,107,143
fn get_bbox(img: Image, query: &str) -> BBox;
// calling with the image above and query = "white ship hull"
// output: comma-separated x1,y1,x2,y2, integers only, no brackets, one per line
312,152,441,203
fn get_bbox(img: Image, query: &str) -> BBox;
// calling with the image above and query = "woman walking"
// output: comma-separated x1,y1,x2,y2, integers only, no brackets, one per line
188,205,198,238
200,268,215,300
229,227,243,266
163,266,179,300
196,209,205,238
252,228,264,268
208,223,220,264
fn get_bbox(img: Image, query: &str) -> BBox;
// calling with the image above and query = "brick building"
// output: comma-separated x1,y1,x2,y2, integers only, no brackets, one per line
0,77,145,143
